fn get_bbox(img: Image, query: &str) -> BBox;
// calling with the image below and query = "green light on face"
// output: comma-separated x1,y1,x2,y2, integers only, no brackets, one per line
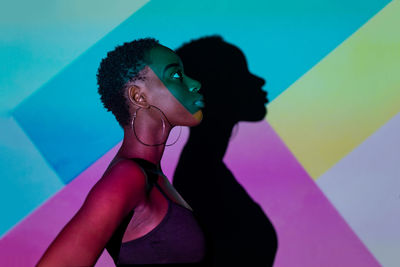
146,45,203,116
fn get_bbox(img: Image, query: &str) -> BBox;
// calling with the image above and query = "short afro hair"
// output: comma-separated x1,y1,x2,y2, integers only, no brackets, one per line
96,37,160,128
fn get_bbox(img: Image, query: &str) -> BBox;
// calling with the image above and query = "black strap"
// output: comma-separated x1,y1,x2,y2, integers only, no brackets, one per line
105,209,134,264
129,158,160,195
105,158,160,264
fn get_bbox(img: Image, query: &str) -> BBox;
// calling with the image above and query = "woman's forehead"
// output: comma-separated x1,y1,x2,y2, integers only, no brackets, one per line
144,45,182,81
147,45,181,68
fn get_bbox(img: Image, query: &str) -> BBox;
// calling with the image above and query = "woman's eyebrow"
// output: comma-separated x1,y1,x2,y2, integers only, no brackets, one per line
163,63,180,76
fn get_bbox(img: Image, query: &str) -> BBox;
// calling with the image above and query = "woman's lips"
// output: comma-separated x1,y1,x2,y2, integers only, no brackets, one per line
194,99,205,108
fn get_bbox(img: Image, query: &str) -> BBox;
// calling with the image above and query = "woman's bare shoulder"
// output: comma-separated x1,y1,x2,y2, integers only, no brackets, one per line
36,159,148,266
88,158,148,210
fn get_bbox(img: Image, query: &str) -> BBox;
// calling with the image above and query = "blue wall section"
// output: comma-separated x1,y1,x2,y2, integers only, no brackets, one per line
0,0,149,238
11,0,390,185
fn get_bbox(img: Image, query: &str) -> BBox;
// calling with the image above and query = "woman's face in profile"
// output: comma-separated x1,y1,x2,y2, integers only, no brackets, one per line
143,45,204,126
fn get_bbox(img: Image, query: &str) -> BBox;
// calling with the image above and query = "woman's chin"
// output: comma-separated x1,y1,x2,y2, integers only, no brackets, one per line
192,110,203,122
186,118,202,127
174,110,203,127
187,110,203,126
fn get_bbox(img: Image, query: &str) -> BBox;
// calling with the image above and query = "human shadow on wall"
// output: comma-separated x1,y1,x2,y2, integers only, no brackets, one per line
172,36,278,266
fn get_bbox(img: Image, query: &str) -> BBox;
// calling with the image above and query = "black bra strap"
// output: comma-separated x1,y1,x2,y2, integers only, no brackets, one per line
128,158,160,195
128,158,173,202
152,182,171,200
105,207,134,264
106,157,163,264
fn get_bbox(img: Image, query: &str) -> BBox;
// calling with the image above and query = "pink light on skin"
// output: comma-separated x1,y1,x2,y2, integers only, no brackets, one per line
0,120,380,267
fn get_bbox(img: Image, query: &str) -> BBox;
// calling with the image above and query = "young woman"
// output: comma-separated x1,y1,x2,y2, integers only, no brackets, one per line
37,38,208,266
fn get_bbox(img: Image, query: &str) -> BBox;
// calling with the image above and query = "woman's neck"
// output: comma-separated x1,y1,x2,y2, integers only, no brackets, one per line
115,125,172,167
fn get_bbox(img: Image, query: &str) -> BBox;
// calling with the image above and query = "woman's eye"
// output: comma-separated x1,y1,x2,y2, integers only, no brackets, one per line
172,71,183,80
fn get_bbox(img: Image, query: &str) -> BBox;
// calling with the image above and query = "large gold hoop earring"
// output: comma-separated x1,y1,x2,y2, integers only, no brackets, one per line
131,105,182,146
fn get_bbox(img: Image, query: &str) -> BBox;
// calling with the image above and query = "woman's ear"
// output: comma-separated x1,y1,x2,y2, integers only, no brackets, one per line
128,85,150,108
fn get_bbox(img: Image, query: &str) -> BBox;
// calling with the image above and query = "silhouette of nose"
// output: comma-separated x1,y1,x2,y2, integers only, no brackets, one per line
257,76,266,87
251,74,266,88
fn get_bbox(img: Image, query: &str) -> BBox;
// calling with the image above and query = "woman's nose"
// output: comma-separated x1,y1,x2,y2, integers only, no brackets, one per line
188,78,202,93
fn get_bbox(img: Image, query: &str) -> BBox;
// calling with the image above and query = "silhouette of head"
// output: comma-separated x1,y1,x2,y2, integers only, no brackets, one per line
175,35,268,125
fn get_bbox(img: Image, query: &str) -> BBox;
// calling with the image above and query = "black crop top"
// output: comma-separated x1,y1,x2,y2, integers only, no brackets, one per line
104,158,208,266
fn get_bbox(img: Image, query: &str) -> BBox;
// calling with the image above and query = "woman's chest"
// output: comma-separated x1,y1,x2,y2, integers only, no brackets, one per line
121,175,193,243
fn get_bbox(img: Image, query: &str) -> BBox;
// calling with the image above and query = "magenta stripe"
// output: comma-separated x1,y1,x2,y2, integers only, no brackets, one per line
222,120,380,266
0,120,380,266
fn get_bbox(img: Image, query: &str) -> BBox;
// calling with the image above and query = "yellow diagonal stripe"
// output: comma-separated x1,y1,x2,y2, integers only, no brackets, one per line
267,0,400,179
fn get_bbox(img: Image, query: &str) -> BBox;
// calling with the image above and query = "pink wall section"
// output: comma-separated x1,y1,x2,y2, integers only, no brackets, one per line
0,120,380,266
0,148,118,266
224,120,380,266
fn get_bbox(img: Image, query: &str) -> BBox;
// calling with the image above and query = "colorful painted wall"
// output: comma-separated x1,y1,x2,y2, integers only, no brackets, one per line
1,0,399,266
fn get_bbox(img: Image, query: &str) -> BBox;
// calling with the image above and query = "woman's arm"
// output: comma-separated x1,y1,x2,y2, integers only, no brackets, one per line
36,160,147,267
